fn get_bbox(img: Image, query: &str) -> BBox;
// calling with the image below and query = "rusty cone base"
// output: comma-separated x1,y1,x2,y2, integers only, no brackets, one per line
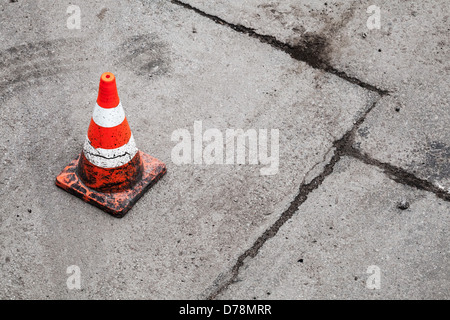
55,151,166,218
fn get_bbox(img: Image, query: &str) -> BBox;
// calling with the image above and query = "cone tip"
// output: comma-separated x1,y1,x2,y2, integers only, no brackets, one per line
101,72,115,83
97,72,120,108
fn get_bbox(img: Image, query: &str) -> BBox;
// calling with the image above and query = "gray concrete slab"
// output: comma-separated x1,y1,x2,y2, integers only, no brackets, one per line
181,0,448,88
180,0,357,48
0,0,376,299
354,74,450,192
332,0,450,192
181,0,450,207
219,157,450,300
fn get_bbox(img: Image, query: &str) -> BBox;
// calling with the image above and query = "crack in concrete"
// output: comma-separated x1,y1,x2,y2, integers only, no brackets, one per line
206,101,379,299
206,99,450,299
171,0,390,96
347,149,450,202
171,0,449,299
302,144,335,186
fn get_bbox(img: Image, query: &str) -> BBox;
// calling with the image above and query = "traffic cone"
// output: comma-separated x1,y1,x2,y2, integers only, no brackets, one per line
55,72,166,218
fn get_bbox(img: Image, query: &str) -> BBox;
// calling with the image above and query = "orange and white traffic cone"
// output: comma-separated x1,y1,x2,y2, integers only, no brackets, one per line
56,72,166,218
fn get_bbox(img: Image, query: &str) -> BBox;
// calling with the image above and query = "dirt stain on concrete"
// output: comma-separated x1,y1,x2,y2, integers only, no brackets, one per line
97,8,108,20
116,34,170,79
287,33,331,69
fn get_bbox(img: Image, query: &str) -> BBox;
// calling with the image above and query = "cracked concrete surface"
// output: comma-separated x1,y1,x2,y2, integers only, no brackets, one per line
219,157,450,300
178,0,450,192
0,0,448,300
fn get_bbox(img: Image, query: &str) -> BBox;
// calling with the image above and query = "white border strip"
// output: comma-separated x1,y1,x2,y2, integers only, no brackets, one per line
83,134,138,168
92,102,126,128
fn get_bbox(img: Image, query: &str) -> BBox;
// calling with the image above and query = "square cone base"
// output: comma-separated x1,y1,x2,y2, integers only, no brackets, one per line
55,151,166,218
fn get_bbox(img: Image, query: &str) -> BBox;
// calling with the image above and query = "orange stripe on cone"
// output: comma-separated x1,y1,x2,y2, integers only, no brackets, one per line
87,117,132,149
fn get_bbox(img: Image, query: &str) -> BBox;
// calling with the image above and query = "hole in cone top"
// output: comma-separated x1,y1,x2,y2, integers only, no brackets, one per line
97,72,120,108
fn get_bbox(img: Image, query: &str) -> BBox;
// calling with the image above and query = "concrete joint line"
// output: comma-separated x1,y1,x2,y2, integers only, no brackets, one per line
171,0,390,96
347,149,450,202
206,99,450,299
206,100,378,299
171,0,449,298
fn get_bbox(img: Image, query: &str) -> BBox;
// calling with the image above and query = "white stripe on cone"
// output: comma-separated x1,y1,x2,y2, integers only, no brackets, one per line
83,135,138,168
92,102,126,128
